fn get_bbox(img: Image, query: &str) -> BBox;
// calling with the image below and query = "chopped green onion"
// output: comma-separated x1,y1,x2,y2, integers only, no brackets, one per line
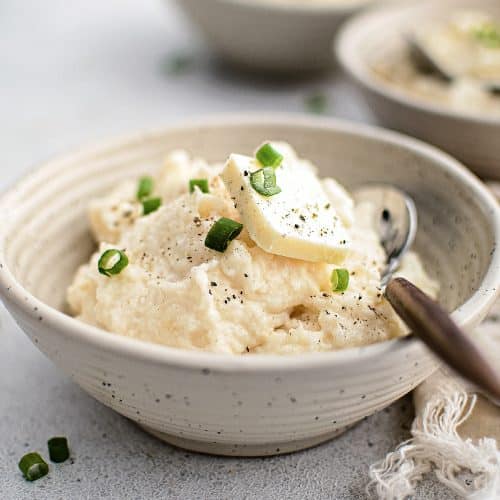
331,268,350,292
142,197,162,215
205,217,243,253
250,167,281,197
137,176,154,200
98,249,129,277
18,453,49,481
164,53,195,75
48,437,69,463
473,24,500,48
189,178,210,193
256,143,283,168
305,92,328,114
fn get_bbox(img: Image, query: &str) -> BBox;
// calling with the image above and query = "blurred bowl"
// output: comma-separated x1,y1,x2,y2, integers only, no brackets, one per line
0,115,499,456
336,0,500,179
174,0,373,72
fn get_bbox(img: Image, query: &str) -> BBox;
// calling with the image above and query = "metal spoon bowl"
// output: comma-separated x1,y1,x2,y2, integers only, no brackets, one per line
354,184,500,402
407,35,500,94
353,185,417,287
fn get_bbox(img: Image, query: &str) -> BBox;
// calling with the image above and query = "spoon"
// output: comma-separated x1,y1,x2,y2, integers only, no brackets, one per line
354,185,500,401
407,35,500,94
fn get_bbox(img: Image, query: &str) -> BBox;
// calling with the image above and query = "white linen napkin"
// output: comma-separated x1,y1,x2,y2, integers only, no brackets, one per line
367,184,500,500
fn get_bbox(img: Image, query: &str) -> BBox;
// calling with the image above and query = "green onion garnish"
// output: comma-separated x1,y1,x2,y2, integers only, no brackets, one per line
98,249,129,277
164,53,194,75
189,179,210,193
250,167,281,197
331,268,350,292
473,24,500,49
18,453,49,481
205,217,243,253
137,176,154,200
48,437,69,463
142,197,162,215
256,143,283,168
305,92,328,114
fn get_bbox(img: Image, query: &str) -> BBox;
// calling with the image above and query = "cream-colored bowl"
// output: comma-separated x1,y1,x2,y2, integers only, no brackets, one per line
1,115,499,456
174,0,373,72
336,0,500,179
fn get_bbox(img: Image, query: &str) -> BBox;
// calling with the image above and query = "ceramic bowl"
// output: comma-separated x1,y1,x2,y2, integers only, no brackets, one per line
174,0,373,72
1,115,499,457
336,0,500,180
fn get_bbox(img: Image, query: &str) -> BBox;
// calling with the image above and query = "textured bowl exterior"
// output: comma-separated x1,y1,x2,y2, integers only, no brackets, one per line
174,0,371,72
1,115,499,456
336,0,500,179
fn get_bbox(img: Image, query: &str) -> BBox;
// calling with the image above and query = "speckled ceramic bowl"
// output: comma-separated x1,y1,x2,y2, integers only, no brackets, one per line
174,0,373,72
336,0,500,179
1,115,499,456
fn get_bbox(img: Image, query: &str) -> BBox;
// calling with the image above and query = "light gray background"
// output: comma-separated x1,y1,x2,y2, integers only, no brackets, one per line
1,1,458,498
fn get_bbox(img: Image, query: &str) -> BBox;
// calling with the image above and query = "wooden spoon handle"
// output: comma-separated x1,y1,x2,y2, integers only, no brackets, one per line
386,277,500,401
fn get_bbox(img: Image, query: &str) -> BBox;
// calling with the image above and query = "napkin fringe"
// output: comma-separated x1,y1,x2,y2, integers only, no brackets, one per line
367,381,500,499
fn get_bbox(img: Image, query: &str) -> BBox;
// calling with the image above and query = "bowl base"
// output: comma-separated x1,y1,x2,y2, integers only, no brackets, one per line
138,424,352,457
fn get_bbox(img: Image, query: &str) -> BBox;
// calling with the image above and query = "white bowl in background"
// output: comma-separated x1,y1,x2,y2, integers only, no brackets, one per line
1,115,499,456
174,0,373,72
336,0,500,180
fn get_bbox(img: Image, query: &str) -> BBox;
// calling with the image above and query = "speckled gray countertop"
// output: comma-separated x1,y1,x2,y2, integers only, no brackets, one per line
0,1,458,498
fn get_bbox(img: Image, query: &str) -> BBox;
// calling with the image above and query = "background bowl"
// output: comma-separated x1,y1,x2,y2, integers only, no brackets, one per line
174,0,373,72
336,0,500,180
0,115,499,456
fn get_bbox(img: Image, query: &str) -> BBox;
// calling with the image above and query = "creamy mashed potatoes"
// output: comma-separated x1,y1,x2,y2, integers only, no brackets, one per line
373,10,500,115
67,143,438,355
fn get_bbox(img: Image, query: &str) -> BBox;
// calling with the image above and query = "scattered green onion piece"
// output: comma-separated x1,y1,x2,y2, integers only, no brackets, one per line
164,53,195,75
256,143,283,168
250,167,281,197
142,197,162,215
98,249,129,277
18,453,49,481
48,437,69,463
305,92,328,114
473,24,500,48
137,176,154,200
205,217,243,253
331,268,350,292
189,178,210,193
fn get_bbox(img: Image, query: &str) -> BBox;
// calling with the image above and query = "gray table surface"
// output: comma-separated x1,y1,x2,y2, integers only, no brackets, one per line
1,1,458,498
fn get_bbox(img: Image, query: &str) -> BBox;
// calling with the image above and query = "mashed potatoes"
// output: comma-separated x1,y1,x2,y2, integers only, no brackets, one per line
373,10,500,115
67,143,438,354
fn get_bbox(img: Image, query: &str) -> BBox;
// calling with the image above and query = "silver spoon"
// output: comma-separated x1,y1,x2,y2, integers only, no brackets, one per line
354,184,500,401
407,35,500,94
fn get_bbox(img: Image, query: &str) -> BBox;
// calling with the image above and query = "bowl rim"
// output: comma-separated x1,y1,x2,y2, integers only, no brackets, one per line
1,113,499,373
335,0,500,126
197,0,373,15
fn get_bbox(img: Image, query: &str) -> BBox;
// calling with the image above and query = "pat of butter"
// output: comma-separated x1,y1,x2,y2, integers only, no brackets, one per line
221,151,350,263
